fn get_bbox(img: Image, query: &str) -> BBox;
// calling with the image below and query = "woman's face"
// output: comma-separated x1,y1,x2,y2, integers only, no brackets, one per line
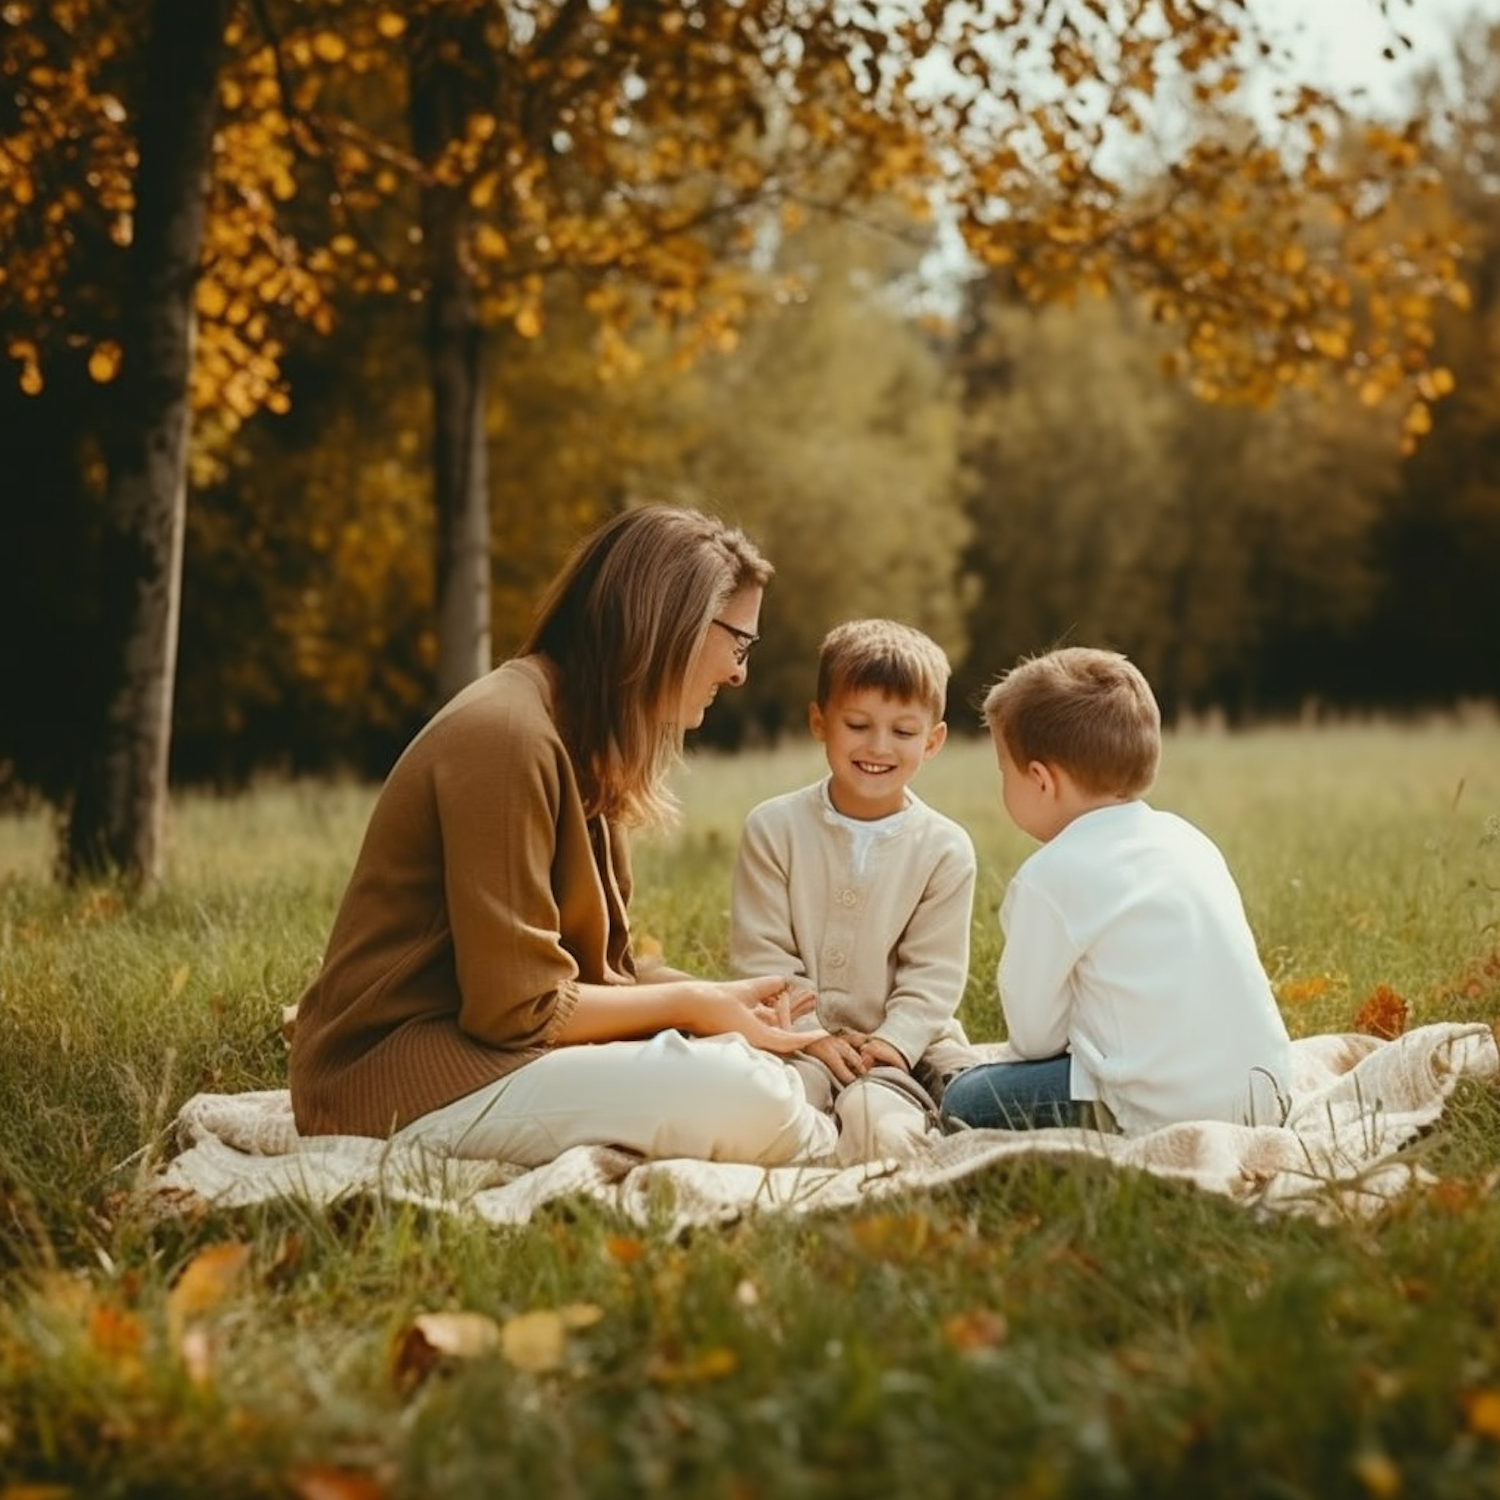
674,583,763,730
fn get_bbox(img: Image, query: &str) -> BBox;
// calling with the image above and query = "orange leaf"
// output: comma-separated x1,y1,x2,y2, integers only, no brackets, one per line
1353,984,1408,1040
942,1308,1009,1353
604,1234,646,1264
88,1302,147,1365
167,1241,252,1345
287,1465,390,1500
1463,1388,1500,1441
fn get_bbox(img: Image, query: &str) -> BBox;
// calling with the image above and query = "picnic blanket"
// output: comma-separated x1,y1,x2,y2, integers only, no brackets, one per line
150,1022,1499,1236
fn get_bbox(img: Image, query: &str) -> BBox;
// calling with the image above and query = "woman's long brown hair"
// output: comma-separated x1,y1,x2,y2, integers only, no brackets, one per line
521,505,772,825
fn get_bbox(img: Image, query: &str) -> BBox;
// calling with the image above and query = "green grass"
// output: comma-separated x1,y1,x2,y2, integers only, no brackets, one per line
2,721,1499,1498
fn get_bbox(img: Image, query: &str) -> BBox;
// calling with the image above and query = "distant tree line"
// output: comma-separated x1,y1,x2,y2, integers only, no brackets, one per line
1,1,1494,880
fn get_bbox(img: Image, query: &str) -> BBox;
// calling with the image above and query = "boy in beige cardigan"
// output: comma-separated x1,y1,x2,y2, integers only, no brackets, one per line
730,619,981,1161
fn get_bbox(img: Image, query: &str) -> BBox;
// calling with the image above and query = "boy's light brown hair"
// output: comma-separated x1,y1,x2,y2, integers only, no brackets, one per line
982,646,1161,798
816,619,951,720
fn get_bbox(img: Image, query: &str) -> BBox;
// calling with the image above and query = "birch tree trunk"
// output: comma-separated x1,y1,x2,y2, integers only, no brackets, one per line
410,9,493,705
64,0,230,884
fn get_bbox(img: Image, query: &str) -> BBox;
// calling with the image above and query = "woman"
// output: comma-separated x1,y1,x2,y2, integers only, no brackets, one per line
289,505,836,1165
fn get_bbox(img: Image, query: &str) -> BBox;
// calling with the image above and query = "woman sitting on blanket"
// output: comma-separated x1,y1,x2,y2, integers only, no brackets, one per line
289,505,837,1166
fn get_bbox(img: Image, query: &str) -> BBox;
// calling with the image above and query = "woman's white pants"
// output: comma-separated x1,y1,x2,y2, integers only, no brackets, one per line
393,1029,838,1167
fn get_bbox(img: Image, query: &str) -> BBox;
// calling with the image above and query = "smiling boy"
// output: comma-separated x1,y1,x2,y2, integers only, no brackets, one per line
729,619,980,1161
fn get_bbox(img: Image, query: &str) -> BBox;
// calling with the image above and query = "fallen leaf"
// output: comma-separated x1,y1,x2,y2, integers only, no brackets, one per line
179,1326,216,1388
88,1301,147,1374
604,1234,646,1265
286,1465,390,1500
1463,1388,1500,1441
499,1303,602,1373
1353,984,1409,1040
649,1346,738,1384
942,1308,1009,1353
393,1310,501,1388
166,1242,252,1353
1351,1448,1400,1498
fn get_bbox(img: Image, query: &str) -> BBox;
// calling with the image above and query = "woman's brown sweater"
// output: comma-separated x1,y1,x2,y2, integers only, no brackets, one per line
289,656,635,1137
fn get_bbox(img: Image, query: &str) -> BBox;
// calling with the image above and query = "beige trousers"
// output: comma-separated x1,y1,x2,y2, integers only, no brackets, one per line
790,1053,947,1167
393,1029,838,1168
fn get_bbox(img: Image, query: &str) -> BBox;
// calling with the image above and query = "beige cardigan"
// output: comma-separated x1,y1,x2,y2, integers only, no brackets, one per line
729,780,975,1067
290,657,634,1137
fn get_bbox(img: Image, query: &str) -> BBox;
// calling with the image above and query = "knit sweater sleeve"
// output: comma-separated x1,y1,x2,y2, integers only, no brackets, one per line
432,694,585,1050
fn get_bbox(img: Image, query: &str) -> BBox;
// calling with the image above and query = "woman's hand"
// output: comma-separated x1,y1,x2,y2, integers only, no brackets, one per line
558,976,820,1049
684,978,827,1055
722,975,818,1029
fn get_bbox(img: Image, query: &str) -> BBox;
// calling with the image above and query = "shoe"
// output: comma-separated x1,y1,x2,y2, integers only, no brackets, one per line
859,1065,944,1132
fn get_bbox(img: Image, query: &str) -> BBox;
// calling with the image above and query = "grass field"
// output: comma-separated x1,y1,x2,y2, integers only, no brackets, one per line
2,720,1499,1498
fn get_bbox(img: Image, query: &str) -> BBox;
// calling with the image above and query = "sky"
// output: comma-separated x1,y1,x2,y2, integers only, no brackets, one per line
1254,0,1500,113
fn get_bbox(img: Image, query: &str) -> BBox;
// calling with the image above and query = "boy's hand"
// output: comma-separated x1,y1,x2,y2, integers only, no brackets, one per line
805,1032,868,1085
857,1036,909,1072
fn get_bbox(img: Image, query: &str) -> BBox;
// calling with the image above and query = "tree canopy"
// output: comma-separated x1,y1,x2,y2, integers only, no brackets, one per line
0,0,1494,879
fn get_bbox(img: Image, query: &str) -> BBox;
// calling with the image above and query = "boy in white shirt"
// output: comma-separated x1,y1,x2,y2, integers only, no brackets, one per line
730,619,981,1161
941,645,1293,1136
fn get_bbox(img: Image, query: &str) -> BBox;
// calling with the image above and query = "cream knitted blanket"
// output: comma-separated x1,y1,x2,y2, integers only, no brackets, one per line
151,1022,1499,1236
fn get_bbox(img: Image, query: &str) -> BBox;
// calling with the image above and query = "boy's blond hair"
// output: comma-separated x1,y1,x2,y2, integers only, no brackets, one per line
983,646,1161,798
816,619,950,720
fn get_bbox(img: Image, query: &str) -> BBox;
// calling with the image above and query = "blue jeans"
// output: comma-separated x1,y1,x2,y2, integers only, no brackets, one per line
940,1054,1092,1131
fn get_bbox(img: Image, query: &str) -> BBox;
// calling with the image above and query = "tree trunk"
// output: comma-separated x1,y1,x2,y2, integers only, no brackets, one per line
64,0,230,884
410,8,493,705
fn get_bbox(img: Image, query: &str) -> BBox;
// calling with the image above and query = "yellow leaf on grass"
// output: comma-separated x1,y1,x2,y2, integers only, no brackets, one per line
648,1345,738,1384
393,1310,501,1388
1351,1448,1400,1498
167,1241,251,1344
501,1304,602,1372
1464,1388,1500,1440
410,1310,501,1358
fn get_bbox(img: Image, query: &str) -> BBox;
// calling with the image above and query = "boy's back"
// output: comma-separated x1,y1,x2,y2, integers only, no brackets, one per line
1001,800,1292,1132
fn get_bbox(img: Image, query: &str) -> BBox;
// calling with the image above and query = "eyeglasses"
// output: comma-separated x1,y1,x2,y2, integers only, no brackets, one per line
711,618,760,666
